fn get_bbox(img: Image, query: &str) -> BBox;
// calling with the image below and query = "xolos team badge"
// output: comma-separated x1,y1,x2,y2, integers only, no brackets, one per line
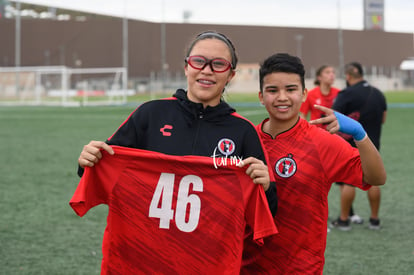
275,153,297,178
217,138,235,156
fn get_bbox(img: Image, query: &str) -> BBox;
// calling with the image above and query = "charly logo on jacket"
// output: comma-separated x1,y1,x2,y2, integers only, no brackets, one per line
275,153,297,178
160,125,173,136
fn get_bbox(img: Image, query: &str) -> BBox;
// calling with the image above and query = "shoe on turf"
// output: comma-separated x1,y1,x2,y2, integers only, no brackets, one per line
349,214,364,224
368,218,381,230
329,218,351,231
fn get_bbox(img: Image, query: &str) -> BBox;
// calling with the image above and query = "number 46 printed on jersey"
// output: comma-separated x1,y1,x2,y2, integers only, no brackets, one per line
149,173,203,233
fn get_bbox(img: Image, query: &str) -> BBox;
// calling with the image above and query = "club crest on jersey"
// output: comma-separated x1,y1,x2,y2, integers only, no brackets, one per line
275,153,297,178
212,138,242,169
217,138,235,156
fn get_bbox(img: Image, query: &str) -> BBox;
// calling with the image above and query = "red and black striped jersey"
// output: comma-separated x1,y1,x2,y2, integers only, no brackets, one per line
241,118,370,275
70,146,277,275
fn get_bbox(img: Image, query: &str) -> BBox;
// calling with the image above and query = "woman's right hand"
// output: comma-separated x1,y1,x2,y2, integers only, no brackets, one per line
78,140,114,168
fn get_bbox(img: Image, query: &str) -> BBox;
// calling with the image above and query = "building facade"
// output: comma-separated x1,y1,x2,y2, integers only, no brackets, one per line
0,17,413,92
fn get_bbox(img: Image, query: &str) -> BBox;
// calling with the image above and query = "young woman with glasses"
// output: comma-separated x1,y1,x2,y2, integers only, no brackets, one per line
77,31,277,197
78,31,276,191
74,30,278,274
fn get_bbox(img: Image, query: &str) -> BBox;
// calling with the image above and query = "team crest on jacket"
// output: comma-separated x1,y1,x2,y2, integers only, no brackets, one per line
275,153,297,178
217,138,235,156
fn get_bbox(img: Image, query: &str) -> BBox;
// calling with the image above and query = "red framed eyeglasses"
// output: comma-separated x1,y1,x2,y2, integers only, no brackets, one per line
185,55,233,73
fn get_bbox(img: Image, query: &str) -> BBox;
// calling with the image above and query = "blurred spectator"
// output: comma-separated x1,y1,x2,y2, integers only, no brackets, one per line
300,65,339,130
331,62,387,231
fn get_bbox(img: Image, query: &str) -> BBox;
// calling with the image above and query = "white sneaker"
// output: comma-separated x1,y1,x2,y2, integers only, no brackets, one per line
349,214,364,224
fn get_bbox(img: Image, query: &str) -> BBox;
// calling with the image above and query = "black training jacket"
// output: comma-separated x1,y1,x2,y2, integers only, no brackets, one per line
79,89,277,214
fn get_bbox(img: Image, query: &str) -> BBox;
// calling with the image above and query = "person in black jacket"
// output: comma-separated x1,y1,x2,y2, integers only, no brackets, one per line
77,31,277,214
330,62,387,230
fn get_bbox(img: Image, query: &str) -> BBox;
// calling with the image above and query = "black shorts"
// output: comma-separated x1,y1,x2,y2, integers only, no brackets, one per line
335,182,353,186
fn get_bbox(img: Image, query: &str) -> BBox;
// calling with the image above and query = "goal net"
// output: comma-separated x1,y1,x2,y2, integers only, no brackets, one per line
0,66,130,106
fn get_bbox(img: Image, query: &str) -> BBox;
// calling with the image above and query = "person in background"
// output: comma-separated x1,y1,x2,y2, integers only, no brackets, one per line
330,62,387,231
300,65,363,224
300,65,339,128
241,53,386,274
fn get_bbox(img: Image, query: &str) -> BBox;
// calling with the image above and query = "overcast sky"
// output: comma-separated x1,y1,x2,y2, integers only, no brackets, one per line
10,0,414,33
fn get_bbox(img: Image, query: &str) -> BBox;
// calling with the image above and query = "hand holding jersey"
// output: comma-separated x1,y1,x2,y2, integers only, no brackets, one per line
78,140,114,168
238,157,271,191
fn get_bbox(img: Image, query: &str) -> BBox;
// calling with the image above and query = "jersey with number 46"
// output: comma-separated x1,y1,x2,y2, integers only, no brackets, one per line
70,146,277,275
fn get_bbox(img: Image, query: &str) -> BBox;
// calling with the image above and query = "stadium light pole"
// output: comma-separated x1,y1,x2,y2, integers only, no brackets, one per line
337,0,345,78
15,0,21,97
161,0,166,94
294,34,304,58
122,0,128,104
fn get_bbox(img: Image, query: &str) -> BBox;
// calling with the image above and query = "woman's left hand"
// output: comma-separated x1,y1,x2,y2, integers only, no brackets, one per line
238,157,270,191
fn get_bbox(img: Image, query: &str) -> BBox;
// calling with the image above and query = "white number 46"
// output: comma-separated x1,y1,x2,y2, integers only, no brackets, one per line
149,173,203,233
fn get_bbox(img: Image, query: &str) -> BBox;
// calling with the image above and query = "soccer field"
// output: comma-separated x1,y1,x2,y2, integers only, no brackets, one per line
1,93,413,274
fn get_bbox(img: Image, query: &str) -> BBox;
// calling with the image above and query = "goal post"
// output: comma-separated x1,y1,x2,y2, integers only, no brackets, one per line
0,66,131,106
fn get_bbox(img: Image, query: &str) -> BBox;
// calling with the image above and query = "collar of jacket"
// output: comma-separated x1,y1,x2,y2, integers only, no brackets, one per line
173,89,235,126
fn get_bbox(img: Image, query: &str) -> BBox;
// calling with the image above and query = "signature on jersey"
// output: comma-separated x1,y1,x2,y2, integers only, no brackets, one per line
212,153,243,169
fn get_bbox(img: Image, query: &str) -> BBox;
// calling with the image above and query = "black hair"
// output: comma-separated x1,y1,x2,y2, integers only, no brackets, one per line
259,53,305,91
314,65,329,86
345,62,364,78
185,31,238,70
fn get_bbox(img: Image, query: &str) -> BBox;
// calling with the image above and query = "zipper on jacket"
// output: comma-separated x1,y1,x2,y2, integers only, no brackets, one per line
191,110,204,153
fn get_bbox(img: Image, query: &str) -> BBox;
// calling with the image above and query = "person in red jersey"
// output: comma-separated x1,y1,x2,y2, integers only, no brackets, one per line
74,31,278,274
299,65,340,129
241,53,386,274
301,65,364,224
71,146,277,275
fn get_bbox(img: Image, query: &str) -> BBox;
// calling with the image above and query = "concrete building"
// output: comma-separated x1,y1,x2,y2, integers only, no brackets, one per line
1,16,413,92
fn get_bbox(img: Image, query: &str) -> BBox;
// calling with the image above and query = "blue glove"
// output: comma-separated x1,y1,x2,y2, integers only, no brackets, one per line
334,111,367,141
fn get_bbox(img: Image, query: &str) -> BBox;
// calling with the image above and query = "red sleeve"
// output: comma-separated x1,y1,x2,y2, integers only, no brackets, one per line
316,131,370,191
243,175,278,245
69,149,126,216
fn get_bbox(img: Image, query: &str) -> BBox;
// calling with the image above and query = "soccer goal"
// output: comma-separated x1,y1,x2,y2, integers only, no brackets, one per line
0,66,131,106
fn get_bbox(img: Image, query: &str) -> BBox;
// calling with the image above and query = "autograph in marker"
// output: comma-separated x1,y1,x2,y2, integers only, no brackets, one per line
212,147,244,169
